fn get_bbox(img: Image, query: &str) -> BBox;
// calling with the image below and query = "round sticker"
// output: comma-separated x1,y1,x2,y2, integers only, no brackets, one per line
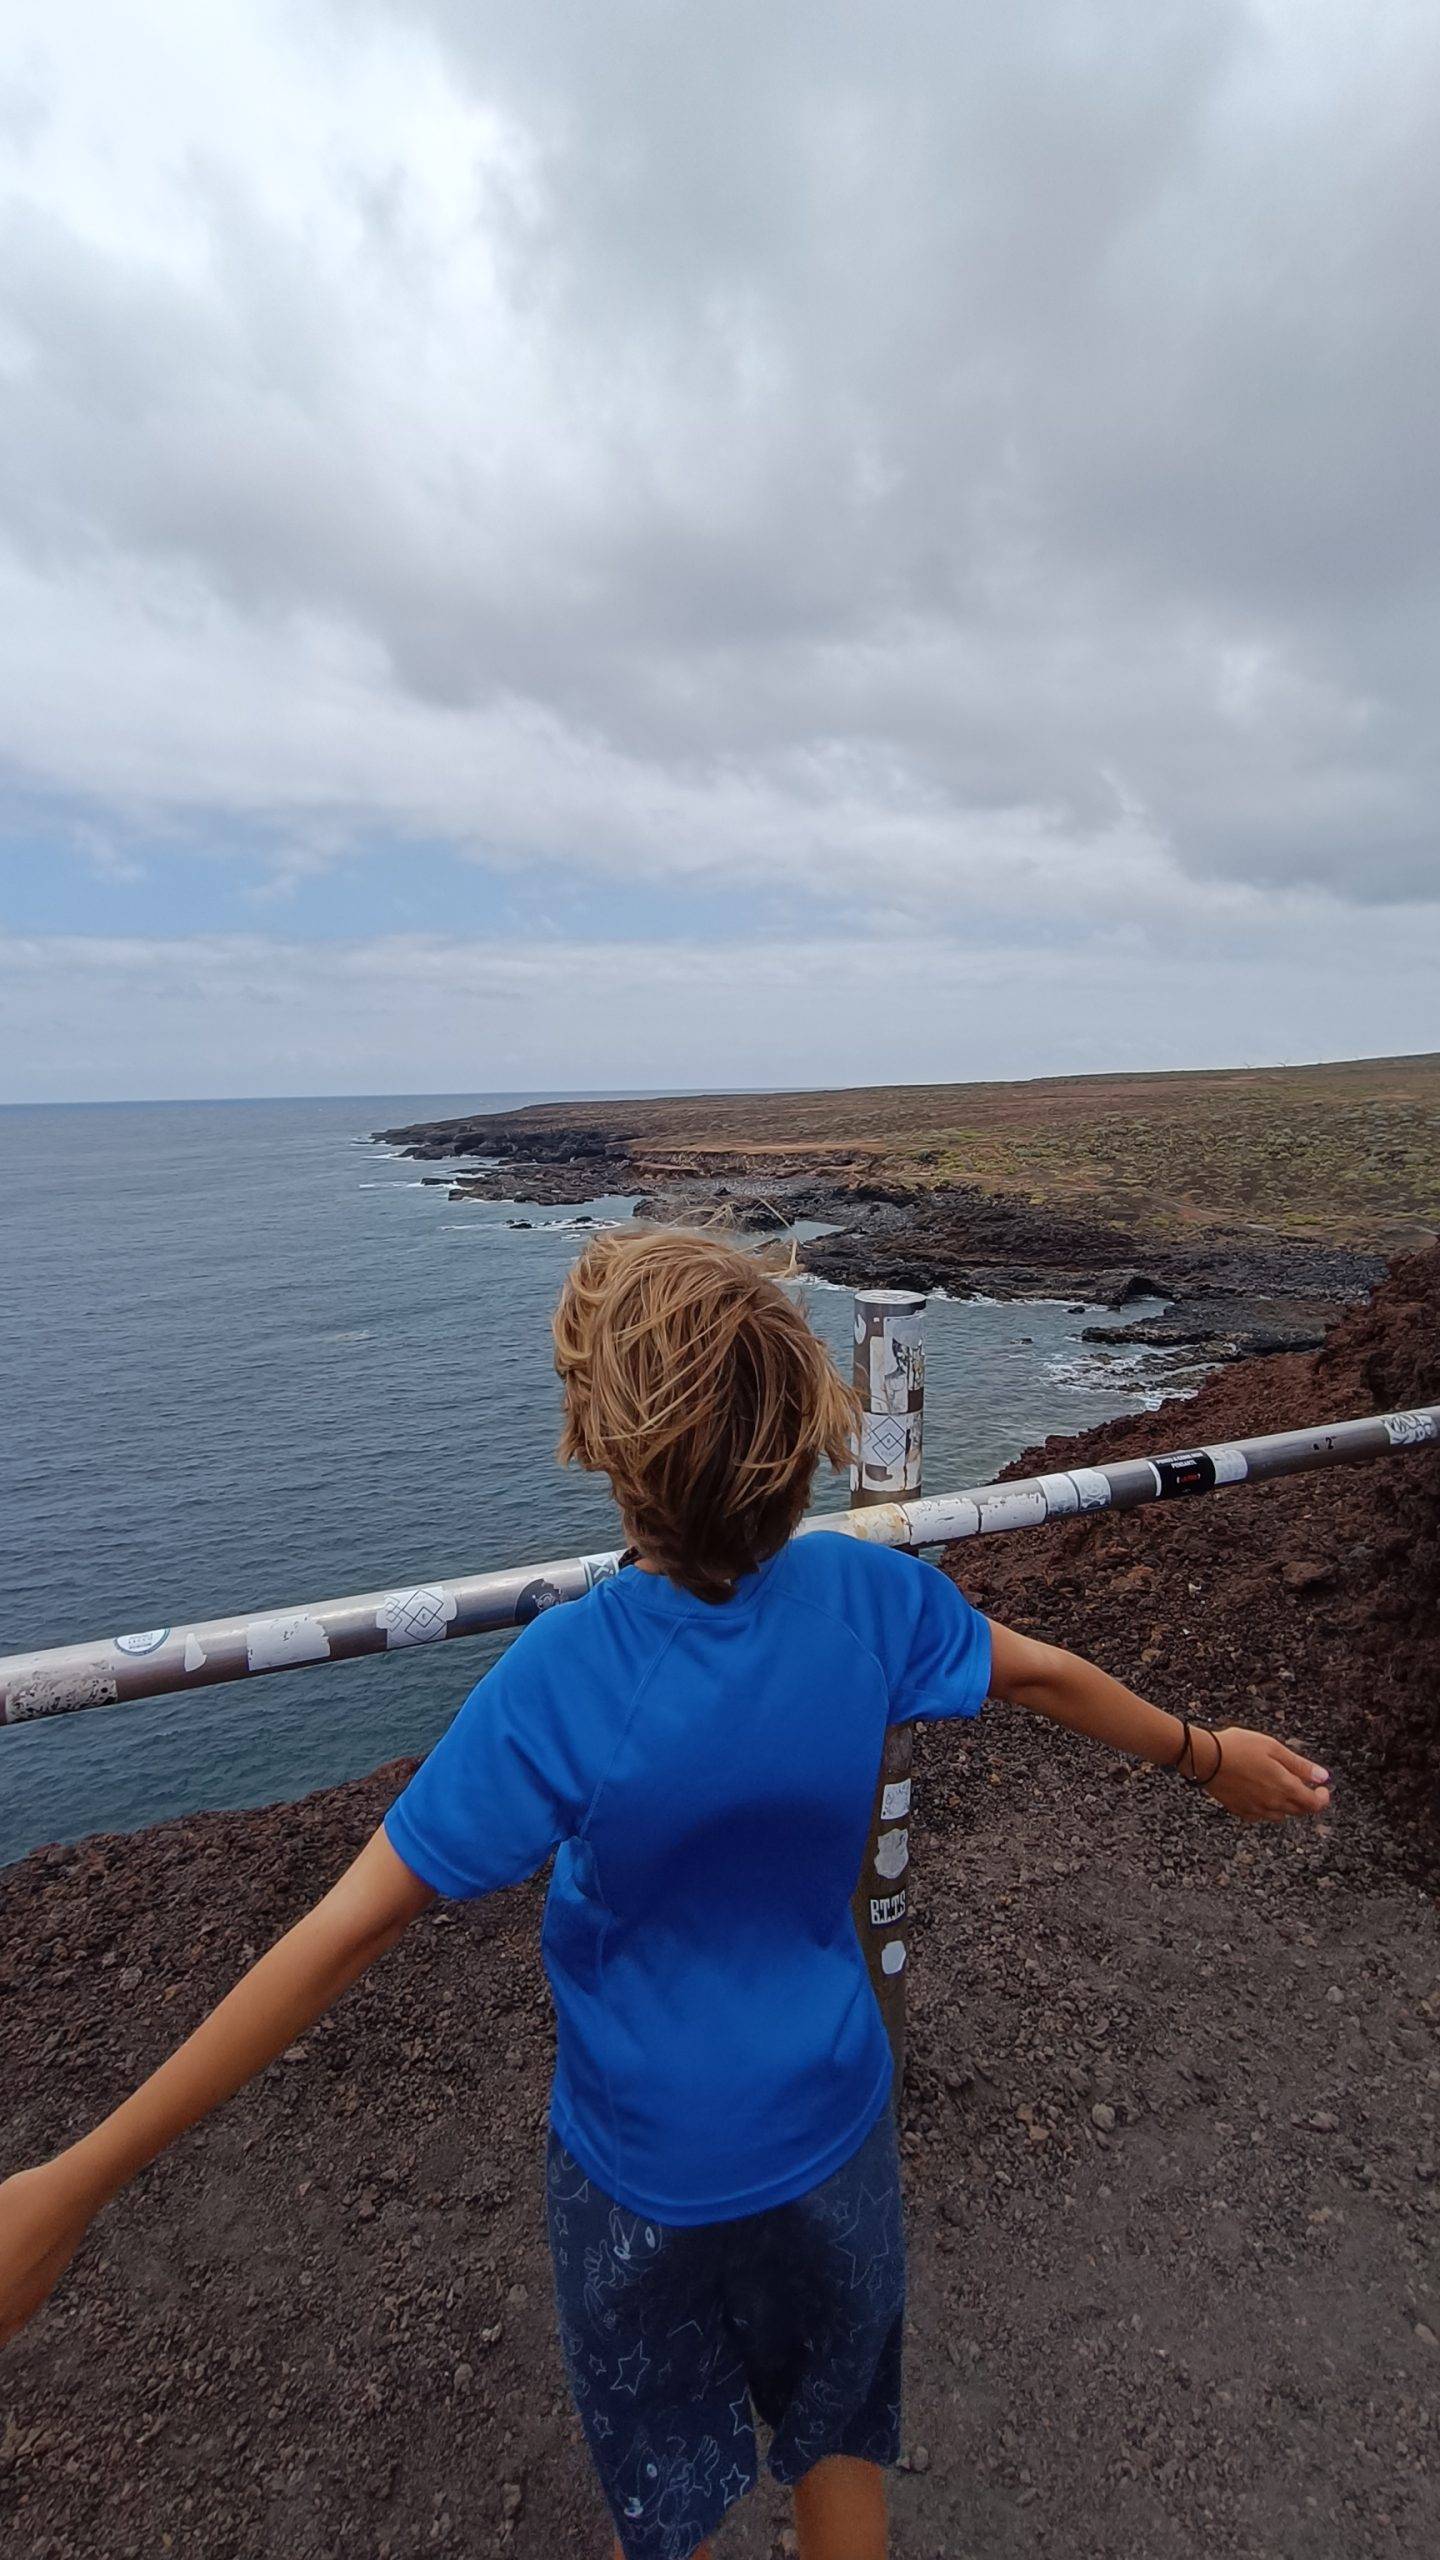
114,1627,170,1657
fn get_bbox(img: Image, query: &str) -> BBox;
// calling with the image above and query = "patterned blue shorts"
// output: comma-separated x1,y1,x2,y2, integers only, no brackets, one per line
546,2105,905,2560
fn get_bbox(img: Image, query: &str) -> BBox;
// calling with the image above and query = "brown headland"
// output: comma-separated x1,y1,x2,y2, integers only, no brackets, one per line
379,1050,1440,1367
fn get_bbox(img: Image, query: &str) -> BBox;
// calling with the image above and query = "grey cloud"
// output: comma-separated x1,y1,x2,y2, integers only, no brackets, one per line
1,2,1438,905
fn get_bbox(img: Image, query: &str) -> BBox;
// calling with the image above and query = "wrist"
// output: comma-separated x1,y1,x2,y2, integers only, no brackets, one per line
56,2124,136,2215
1163,1715,1223,1785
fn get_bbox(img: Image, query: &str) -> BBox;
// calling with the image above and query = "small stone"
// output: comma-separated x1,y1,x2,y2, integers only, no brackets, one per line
1309,2111,1339,2133
501,2480,525,2519
1091,2102,1117,2132
1415,2324,1438,2349
1281,1560,1336,1594
506,2283,530,2311
452,2364,474,2394
909,2444,932,2474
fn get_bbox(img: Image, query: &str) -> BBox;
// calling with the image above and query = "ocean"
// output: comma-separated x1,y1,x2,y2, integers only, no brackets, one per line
0,1095,1172,1867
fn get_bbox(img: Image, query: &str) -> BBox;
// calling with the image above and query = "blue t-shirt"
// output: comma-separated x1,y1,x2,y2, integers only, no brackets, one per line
383,1530,991,2225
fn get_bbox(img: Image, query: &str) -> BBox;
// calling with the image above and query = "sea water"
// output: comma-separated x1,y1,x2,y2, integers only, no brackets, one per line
0,1095,1170,1864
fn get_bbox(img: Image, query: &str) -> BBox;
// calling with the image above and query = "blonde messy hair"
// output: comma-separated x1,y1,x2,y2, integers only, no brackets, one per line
552,1226,858,1603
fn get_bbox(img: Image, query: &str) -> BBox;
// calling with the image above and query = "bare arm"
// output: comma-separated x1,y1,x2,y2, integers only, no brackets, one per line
986,1619,1332,1822
0,1826,434,2345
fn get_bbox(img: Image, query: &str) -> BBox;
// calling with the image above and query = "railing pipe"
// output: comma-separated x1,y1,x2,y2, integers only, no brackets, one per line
2,1405,1435,1729
848,1288,928,2078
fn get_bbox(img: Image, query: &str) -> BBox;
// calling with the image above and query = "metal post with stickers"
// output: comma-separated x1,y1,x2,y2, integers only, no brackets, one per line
847,1287,928,2084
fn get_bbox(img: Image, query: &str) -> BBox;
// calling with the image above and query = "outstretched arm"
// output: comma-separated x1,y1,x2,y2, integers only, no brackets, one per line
986,1619,1332,1823
0,1826,434,2346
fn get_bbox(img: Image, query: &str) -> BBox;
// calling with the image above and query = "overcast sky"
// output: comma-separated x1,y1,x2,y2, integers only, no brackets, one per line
2,0,1437,1101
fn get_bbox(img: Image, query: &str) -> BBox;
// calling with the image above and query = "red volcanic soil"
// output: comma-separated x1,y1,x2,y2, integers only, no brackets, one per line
3,1251,1438,2559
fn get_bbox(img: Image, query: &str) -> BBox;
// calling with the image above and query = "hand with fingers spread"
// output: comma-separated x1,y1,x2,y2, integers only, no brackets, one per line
1198,1729,1332,1824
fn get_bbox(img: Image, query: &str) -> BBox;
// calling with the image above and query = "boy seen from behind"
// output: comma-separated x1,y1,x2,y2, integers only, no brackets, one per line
0,1229,1333,2560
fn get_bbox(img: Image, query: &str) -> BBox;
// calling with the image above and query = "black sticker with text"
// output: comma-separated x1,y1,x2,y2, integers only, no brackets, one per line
1151,1452,1218,1500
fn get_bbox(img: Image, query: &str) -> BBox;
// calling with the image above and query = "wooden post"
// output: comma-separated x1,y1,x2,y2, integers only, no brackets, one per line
848,1287,926,2084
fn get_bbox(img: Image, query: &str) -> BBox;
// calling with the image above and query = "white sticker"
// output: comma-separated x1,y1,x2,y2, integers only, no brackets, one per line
9,1666,119,1721
881,1778,912,1820
1067,1468,1114,1512
859,1410,921,1487
870,1339,907,1413
875,1825,910,1880
1384,1410,1437,1448
183,1633,208,1672
246,1612,331,1672
375,1584,457,1649
860,1409,908,1467
976,1486,1050,1535
869,1315,925,1413
906,1493,981,1544
1206,1443,1250,1484
114,1628,169,1657
1036,1472,1080,1516
880,1940,907,1976
834,1504,911,1542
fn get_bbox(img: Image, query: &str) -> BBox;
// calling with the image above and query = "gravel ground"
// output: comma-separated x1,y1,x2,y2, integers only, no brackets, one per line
3,1252,1437,2560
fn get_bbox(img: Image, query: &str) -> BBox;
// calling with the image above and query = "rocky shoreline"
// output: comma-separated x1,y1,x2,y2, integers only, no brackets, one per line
376,1109,1386,1366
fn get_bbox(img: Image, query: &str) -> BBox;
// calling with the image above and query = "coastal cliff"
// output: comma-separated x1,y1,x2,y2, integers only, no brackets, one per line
3,1248,1438,2559
376,1055,1438,1365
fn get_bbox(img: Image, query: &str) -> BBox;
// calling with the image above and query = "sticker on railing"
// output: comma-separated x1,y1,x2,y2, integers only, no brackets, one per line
1148,1452,1219,1499
875,1826,910,1880
375,1585,457,1649
515,1576,565,1623
246,1612,331,1672
870,1316,924,1412
976,1486,1049,1533
1066,1468,1113,1511
870,1891,907,1928
880,1940,907,1975
859,1409,921,1487
183,1633,208,1672
1205,1444,1249,1484
904,1494,981,1543
881,1778,912,1820
1384,1411,1437,1447
114,1627,170,1657
9,1666,119,1721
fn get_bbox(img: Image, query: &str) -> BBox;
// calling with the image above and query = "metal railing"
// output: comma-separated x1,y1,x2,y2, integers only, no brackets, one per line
3,1402,1435,1729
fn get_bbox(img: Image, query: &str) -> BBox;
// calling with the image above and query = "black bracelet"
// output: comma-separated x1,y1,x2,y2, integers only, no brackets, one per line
1164,1716,1194,1772
1183,1725,1223,1785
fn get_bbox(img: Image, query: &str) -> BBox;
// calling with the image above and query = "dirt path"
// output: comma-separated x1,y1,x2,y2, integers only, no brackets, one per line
4,1255,1438,2559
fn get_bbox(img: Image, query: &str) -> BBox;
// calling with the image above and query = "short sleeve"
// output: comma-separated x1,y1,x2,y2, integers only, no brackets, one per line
383,1617,591,1898
887,1556,991,1726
